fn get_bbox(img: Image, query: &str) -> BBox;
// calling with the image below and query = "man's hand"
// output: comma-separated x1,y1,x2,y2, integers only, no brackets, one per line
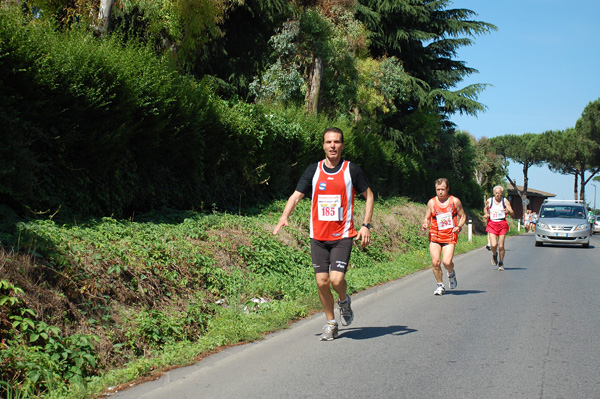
273,219,288,235
356,225,371,247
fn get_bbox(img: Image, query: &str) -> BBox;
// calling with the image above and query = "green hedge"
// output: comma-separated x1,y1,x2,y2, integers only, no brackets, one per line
0,7,479,224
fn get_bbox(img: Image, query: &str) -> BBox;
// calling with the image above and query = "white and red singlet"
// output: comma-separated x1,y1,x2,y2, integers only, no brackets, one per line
309,160,358,241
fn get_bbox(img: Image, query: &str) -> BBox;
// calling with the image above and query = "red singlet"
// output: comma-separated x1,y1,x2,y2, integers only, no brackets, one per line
429,195,458,244
310,160,358,241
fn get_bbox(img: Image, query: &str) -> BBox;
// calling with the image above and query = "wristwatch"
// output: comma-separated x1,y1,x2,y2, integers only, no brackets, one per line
362,223,372,230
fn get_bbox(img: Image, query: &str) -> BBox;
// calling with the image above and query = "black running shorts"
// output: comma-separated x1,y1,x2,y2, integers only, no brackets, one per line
310,237,353,274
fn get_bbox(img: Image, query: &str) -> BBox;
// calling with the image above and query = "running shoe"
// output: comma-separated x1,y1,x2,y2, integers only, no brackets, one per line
320,322,339,341
434,283,446,296
338,295,354,326
498,261,504,271
485,244,491,251
491,253,498,266
448,270,457,289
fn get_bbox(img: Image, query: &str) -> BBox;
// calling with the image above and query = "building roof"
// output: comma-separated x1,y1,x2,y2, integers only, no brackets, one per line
507,182,555,198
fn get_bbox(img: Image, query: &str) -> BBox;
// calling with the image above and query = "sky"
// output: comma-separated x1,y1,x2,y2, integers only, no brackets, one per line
448,0,600,209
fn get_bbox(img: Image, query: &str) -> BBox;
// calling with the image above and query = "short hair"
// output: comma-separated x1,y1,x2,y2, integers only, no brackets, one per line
323,127,344,143
493,185,504,194
434,178,449,188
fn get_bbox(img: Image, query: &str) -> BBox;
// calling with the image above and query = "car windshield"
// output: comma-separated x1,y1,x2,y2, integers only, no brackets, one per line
540,206,586,219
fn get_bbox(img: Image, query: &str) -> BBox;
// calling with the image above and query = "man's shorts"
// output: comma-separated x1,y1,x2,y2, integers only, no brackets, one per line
310,237,353,274
486,220,509,236
429,230,458,245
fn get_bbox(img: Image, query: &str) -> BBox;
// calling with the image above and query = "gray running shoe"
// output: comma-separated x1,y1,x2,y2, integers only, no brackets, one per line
448,270,457,289
434,283,446,296
498,261,504,271
491,253,498,266
338,295,354,326
320,322,339,341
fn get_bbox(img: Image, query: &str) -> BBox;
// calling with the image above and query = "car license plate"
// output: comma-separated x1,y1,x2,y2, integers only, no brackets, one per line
556,232,568,237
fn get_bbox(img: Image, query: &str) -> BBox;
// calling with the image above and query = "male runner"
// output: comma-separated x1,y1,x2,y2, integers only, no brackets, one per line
273,127,374,340
421,178,466,295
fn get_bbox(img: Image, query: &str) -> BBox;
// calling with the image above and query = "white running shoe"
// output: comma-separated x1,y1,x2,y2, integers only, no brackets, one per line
434,284,446,296
319,322,339,341
338,295,354,326
448,270,457,289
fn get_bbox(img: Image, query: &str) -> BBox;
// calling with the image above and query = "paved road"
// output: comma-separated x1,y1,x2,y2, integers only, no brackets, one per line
112,234,600,399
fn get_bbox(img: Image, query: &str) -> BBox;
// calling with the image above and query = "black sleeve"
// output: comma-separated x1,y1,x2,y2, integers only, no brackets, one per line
349,162,370,194
295,163,318,196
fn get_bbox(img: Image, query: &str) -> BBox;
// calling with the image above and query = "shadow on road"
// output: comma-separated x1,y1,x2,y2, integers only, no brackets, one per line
445,289,486,296
334,325,418,340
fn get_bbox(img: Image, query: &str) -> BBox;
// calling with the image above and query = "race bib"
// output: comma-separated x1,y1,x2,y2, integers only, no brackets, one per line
436,211,454,230
490,210,506,221
318,195,343,221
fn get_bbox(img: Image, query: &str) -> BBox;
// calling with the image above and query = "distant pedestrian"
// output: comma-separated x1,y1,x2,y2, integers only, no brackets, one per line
523,209,531,233
484,185,514,271
421,178,467,295
273,127,374,341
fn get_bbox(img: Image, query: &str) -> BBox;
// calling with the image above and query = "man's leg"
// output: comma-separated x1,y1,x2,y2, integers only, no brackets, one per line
489,233,499,266
498,234,507,261
329,270,347,301
429,242,443,283
441,244,455,273
315,272,335,321
329,238,353,326
442,244,457,289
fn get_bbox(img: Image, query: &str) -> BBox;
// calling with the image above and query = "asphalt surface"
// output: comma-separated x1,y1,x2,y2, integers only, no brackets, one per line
111,234,600,399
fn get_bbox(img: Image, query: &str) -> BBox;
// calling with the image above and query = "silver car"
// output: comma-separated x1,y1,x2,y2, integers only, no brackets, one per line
593,215,600,234
534,200,590,248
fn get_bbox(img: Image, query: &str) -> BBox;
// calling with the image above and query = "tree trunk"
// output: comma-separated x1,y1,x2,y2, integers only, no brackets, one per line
521,163,530,211
96,0,114,36
305,56,323,115
580,168,600,202
574,173,579,200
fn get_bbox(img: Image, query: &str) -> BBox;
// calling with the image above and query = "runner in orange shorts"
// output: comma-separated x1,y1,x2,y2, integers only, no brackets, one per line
421,178,466,295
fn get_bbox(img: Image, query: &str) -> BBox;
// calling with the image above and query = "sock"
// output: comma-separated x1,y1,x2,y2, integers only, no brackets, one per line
327,319,337,325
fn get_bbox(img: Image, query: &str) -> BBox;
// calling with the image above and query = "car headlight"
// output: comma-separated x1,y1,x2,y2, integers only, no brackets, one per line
537,222,549,229
575,224,589,231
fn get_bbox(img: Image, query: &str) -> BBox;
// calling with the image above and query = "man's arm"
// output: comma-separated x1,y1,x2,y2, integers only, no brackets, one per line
273,191,305,235
483,198,490,219
421,199,433,231
356,187,374,247
504,199,515,217
454,198,467,233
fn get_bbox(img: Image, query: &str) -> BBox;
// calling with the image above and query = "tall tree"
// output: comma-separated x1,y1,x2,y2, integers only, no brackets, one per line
539,100,600,201
356,0,497,116
489,133,544,211
574,98,600,200
191,0,295,96
471,135,505,203
538,129,581,200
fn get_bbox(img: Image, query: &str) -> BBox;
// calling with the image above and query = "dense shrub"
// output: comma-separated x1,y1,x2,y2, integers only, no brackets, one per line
0,8,214,217
0,6,480,223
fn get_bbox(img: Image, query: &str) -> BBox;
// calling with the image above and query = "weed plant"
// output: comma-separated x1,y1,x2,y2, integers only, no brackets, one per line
0,198,499,398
